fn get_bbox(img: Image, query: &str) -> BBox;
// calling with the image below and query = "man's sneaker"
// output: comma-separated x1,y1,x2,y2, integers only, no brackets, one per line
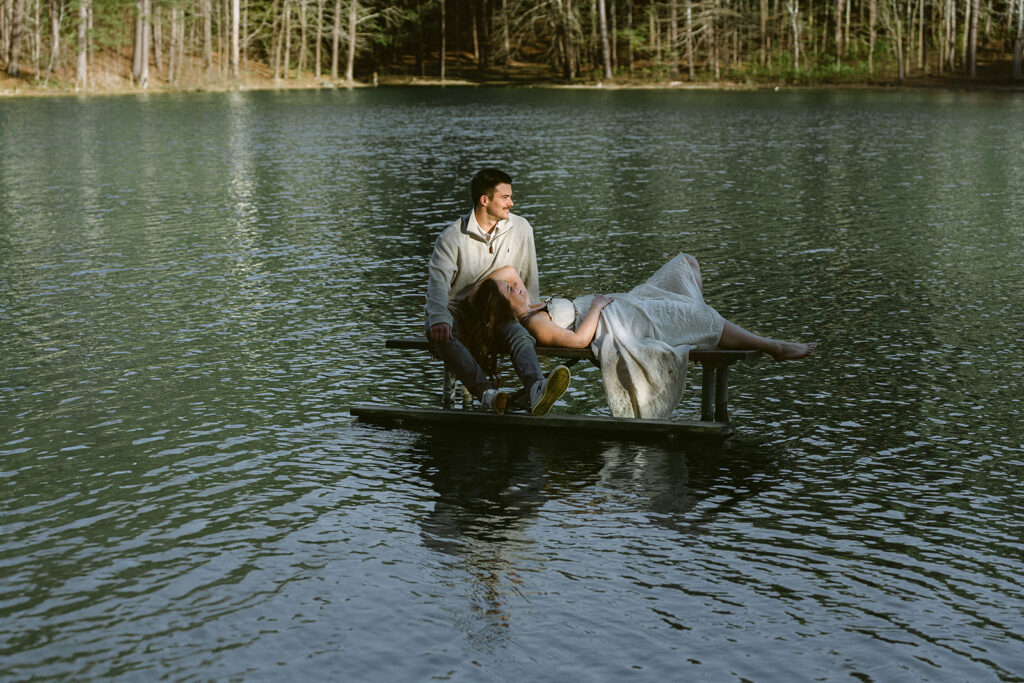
481,388,509,415
530,365,571,416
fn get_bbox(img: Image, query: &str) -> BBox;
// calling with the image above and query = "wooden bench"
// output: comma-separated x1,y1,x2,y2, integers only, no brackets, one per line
382,337,760,424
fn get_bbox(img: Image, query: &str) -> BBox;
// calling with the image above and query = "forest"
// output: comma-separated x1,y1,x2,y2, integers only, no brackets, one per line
2,0,1023,91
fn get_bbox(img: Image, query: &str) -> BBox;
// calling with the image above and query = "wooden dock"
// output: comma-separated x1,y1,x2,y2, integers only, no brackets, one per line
350,338,761,442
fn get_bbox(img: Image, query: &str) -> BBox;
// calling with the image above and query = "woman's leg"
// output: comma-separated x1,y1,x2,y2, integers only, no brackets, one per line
717,320,816,361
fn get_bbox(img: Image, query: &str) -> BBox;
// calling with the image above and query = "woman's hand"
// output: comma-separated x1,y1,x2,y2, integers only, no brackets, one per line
592,295,614,310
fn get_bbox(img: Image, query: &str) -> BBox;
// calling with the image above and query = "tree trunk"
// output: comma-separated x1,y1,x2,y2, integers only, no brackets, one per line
668,0,678,77
921,0,929,70
284,0,292,78
297,0,307,76
709,0,720,78
345,0,356,82
501,0,509,68
202,0,213,70
867,0,876,74
1015,0,1023,79
966,0,978,76
787,0,800,70
686,0,694,77
76,0,88,86
555,0,575,80
230,0,239,78
834,0,844,64
478,0,490,70
439,0,445,81
32,0,39,73
132,0,150,87
471,0,480,65
609,0,616,71
132,2,143,77
897,17,905,81
273,0,284,79
314,0,323,78
331,0,340,78
45,0,60,78
598,0,612,78
845,0,851,52
241,0,248,68
5,0,24,76
627,0,634,75
759,0,768,65
960,0,969,68
168,6,177,83
152,4,163,72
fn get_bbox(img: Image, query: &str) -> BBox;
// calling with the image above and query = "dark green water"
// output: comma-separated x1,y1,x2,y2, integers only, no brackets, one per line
2,87,1022,680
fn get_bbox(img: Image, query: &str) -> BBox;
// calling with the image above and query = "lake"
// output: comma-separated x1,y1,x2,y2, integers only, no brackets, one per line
1,87,1023,680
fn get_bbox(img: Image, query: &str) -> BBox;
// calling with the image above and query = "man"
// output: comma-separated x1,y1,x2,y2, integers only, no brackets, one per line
425,168,570,415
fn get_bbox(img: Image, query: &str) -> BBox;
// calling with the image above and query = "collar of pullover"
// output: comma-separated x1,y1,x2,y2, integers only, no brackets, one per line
464,211,508,242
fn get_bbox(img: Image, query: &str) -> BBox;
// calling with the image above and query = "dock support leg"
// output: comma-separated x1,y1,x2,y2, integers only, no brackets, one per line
701,365,716,422
715,365,730,423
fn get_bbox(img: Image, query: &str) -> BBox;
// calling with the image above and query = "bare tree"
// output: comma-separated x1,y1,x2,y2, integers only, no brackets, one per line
786,0,800,71
598,0,612,78
152,4,162,73
75,0,88,87
44,0,62,80
669,0,679,77
834,0,844,63
345,0,355,81
331,0,341,78
297,0,308,76
132,0,151,87
232,0,241,79
5,0,24,76
868,0,877,73
879,0,905,81
1016,0,1023,79
203,0,213,70
967,0,978,76
686,0,694,78
314,0,323,78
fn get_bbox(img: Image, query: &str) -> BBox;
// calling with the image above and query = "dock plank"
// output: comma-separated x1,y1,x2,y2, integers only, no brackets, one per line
351,403,734,440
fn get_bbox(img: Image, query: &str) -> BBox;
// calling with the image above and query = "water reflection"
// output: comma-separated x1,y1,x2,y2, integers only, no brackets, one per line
411,428,784,652
414,431,602,642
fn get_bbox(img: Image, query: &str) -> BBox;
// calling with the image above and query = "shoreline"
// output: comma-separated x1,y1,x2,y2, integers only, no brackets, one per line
3,70,1023,99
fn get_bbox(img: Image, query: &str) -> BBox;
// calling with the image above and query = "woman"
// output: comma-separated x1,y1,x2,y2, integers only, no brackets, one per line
464,254,816,419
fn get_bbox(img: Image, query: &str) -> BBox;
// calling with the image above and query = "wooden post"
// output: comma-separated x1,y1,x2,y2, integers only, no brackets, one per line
701,365,715,422
715,366,730,423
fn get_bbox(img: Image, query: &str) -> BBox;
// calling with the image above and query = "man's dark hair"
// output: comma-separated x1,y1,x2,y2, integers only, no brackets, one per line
470,168,513,206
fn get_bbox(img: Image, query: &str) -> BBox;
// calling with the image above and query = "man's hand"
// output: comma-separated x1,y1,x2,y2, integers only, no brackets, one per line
428,323,453,345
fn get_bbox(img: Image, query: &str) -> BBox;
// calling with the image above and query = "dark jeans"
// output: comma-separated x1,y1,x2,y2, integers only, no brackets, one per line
428,315,544,400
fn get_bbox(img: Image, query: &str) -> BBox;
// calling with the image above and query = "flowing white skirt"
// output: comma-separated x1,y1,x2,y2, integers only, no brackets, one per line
565,254,726,419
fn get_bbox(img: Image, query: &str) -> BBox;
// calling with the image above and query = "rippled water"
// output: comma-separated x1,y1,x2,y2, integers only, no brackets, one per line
2,88,1023,680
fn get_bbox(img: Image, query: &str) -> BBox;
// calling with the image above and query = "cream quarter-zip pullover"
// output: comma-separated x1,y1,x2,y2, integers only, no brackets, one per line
424,210,539,329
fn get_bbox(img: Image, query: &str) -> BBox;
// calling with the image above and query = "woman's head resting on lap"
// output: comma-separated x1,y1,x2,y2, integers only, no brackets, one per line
464,279,517,376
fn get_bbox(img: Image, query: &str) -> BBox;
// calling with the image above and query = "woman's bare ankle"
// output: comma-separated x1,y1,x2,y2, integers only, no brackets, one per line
769,340,817,361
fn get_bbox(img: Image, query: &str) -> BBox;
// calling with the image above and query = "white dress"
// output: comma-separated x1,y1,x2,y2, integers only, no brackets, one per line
546,254,725,419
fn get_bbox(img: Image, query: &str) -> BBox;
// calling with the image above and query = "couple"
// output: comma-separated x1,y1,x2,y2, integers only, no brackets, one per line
425,168,816,419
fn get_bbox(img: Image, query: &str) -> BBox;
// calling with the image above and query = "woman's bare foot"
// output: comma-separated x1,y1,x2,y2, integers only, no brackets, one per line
769,341,817,361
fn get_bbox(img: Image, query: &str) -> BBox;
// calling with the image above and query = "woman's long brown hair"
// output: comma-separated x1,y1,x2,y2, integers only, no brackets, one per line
463,279,516,377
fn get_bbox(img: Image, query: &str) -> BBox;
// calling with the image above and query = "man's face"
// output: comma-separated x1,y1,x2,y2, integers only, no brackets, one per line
482,183,514,223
